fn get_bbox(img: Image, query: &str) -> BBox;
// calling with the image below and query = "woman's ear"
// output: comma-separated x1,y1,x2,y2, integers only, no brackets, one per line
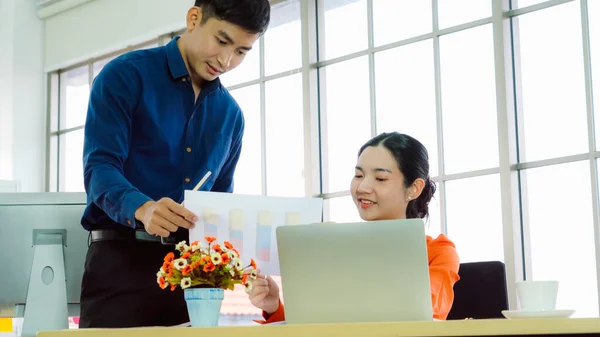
409,178,426,200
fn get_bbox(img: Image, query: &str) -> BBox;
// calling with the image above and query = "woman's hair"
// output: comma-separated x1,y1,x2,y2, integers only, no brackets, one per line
358,132,436,219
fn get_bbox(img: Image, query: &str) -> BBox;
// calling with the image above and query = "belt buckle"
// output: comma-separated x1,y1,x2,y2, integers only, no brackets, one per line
133,230,162,242
161,237,178,245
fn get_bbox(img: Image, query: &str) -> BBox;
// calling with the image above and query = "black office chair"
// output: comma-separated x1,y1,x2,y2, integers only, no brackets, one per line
447,261,509,320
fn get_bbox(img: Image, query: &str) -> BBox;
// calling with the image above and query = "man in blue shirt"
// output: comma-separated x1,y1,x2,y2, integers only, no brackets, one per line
79,0,270,328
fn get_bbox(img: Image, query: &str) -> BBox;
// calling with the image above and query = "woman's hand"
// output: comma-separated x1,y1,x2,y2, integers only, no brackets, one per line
246,270,281,315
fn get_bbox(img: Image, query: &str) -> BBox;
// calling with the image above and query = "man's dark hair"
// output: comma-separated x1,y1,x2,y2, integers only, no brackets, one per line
194,0,271,35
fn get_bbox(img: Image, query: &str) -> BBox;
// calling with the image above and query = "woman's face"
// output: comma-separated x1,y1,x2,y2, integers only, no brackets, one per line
350,145,411,221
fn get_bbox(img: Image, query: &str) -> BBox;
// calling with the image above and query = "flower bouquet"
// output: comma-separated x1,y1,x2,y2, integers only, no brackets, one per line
157,236,258,326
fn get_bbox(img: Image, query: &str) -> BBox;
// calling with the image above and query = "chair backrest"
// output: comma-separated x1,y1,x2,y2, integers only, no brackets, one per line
447,261,509,320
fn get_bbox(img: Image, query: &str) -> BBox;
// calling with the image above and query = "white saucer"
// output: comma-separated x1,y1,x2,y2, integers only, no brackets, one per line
501,309,575,319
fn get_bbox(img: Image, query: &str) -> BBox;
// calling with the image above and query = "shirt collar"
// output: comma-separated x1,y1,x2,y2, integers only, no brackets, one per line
166,36,188,79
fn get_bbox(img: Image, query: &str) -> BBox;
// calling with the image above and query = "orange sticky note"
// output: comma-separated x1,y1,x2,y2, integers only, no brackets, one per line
0,318,12,332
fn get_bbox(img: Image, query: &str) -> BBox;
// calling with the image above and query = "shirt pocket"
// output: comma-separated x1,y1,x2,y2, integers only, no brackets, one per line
202,132,232,179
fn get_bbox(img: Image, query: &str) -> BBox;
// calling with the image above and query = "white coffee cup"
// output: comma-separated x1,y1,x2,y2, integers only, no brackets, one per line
516,280,559,311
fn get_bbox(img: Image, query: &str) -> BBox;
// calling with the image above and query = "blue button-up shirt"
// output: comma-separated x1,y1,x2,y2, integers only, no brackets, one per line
81,36,244,231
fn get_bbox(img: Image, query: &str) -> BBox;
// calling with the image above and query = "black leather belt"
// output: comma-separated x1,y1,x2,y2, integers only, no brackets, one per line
90,229,161,243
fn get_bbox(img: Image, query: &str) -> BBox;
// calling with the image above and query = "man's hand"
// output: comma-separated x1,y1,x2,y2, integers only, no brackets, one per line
246,271,281,315
134,198,198,237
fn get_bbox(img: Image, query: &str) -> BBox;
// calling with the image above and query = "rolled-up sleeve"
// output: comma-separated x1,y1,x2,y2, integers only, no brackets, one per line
254,301,285,324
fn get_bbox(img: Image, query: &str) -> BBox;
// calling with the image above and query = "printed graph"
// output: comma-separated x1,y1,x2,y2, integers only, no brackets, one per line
285,212,301,225
203,208,219,238
256,211,273,261
229,209,244,252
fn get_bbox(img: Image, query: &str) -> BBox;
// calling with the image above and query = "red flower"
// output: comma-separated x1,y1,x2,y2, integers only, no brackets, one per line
182,265,192,275
205,236,216,244
203,263,216,273
250,258,257,269
213,244,223,253
157,276,167,289
221,253,231,264
164,252,175,263
224,241,233,249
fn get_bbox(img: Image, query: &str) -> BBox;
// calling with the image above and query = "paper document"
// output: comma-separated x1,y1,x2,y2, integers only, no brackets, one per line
185,191,323,275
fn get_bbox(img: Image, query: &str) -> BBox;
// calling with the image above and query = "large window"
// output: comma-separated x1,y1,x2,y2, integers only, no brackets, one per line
56,66,88,192
510,0,599,317
524,162,597,317
319,0,504,268
227,0,305,198
230,85,262,195
317,0,600,318
321,56,371,194
374,40,438,176
516,1,588,161
49,42,158,192
47,0,600,318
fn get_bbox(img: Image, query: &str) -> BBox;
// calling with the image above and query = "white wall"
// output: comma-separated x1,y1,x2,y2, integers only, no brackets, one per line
0,0,16,181
0,0,46,192
45,0,192,71
44,0,288,71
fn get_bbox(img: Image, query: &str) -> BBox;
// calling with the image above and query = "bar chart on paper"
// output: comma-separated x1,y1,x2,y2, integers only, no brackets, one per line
203,208,219,238
256,211,272,261
186,191,323,275
229,209,244,253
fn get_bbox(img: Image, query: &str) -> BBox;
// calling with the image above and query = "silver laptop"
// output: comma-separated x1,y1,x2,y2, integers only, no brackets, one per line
276,219,433,324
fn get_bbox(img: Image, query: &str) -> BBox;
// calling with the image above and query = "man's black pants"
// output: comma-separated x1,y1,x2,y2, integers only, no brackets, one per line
79,237,189,328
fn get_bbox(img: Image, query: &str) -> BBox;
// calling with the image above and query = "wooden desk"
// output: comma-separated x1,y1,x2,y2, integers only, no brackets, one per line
36,318,600,337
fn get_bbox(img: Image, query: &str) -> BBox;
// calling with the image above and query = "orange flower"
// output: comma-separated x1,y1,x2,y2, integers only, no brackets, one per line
191,261,202,270
203,263,216,272
182,265,192,275
157,276,167,289
158,239,250,292
221,253,231,264
164,252,175,263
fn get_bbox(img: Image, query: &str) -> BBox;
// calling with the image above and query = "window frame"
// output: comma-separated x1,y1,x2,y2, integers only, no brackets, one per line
45,0,600,315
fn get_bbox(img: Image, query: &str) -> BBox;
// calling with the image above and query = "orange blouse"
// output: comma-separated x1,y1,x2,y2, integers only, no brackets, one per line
255,234,460,323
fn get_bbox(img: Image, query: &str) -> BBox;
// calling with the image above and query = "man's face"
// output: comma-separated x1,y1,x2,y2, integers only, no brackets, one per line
183,7,260,82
